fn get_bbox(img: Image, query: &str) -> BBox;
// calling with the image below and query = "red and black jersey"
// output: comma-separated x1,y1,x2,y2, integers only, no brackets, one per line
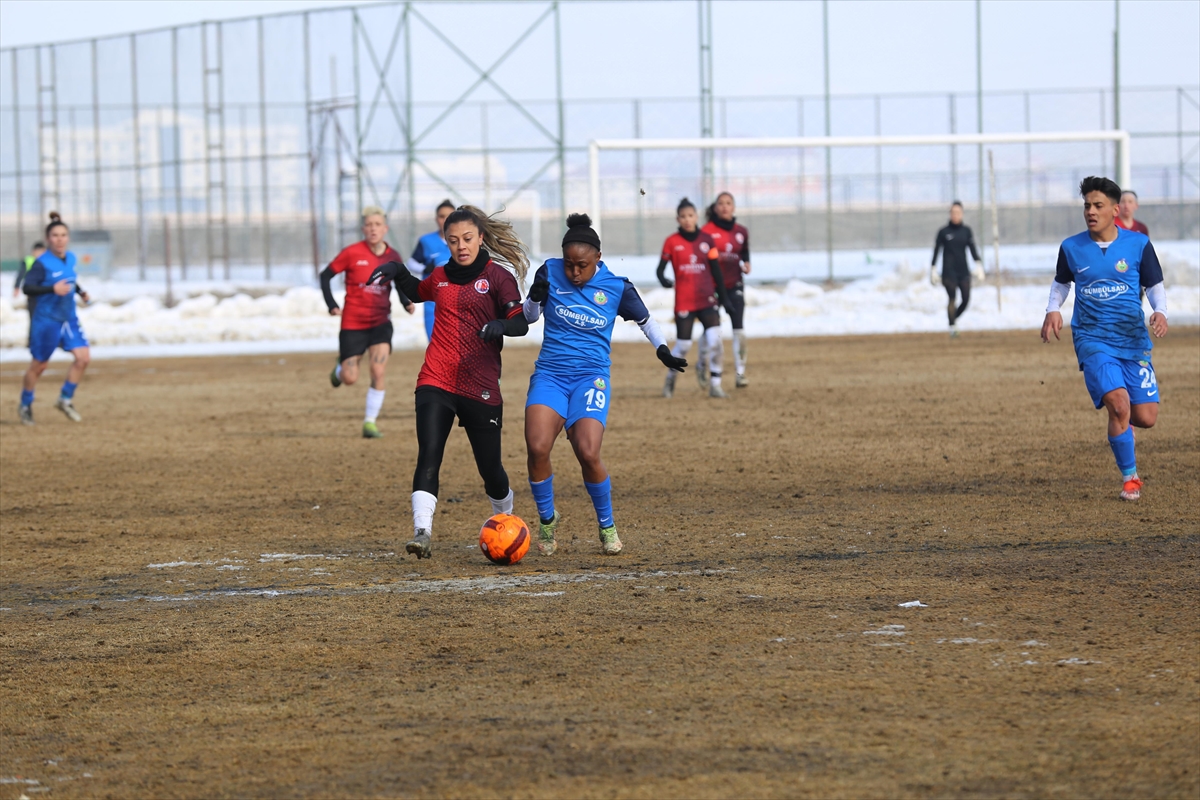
329,240,403,330
661,230,720,314
416,259,522,406
702,219,750,289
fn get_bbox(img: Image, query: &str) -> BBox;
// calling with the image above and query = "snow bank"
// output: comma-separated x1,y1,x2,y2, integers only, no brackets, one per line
2,242,1195,363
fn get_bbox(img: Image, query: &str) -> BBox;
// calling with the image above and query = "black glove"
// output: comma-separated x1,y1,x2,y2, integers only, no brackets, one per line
721,295,736,317
367,260,406,286
656,344,687,373
658,276,674,289
478,319,507,342
527,276,550,303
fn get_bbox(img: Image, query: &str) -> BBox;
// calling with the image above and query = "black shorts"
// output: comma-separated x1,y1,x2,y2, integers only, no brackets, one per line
942,275,971,293
675,307,721,339
415,385,503,431
339,321,393,363
727,284,745,329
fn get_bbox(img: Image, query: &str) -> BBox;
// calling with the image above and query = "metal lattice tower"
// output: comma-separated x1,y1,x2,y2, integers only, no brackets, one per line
202,21,231,279
35,45,61,217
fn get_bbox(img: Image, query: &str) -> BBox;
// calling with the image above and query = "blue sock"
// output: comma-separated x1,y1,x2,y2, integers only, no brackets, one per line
61,381,77,400
20,389,34,406
585,477,614,528
529,475,556,524
1108,426,1137,477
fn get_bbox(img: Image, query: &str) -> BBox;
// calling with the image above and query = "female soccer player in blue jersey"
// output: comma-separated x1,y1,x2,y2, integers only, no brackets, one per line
523,214,687,555
18,212,91,425
1041,176,1168,502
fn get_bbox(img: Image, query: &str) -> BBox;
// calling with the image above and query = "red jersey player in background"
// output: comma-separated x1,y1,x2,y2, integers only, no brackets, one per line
701,192,751,388
368,206,530,560
1116,190,1150,236
321,206,415,438
656,197,734,398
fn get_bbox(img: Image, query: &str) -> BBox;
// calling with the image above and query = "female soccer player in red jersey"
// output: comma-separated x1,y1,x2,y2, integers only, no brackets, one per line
656,197,733,398
701,192,751,388
321,206,415,438
368,206,530,559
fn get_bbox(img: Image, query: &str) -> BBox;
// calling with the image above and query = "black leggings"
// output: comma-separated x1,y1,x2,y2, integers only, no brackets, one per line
413,399,509,500
943,278,970,324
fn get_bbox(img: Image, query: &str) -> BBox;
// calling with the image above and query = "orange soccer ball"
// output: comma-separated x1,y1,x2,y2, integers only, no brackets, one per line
479,513,531,566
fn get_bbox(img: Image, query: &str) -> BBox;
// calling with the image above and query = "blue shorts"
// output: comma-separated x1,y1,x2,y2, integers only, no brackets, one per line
526,370,611,429
1080,352,1159,409
30,318,88,363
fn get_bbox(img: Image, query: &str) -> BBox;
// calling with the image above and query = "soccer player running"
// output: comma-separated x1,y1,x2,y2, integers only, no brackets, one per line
700,192,751,387
367,206,530,559
931,201,983,337
1115,190,1150,235
407,199,455,342
1041,176,1168,502
18,213,91,425
657,197,734,398
523,214,687,556
321,206,414,439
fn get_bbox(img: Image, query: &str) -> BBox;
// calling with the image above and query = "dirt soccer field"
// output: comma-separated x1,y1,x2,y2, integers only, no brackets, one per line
1,329,1197,799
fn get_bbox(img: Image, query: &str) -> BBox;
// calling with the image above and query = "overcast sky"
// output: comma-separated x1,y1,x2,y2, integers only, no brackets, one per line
1,0,1197,98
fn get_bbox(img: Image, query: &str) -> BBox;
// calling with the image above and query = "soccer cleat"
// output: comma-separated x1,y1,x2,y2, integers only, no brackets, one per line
696,360,709,390
18,404,34,426
735,373,749,389
537,511,560,556
362,421,383,439
1119,476,1143,501
56,397,82,422
329,365,342,388
949,325,959,339
406,529,432,559
663,372,676,398
709,383,729,399
599,525,623,555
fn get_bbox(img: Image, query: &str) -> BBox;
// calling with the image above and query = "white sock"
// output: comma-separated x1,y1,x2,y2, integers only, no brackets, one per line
697,335,709,371
732,330,746,375
705,327,723,382
335,363,343,380
365,387,385,423
489,488,514,516
412,490,437,534
670,338,691,373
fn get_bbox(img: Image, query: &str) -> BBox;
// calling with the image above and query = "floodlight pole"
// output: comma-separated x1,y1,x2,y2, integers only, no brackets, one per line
1113,0,1122,183
976,0,984,230
698,0,714,200
823,0,833,282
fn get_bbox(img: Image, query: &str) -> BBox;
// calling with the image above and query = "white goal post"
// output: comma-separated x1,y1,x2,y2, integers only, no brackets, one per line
586,130,1132,238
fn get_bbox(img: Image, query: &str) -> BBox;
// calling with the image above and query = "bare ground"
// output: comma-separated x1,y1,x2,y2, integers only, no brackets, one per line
1,328,1197,799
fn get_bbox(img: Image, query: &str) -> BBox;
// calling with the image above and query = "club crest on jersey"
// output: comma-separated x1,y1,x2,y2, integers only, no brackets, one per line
735,233,745,244
593,377,607,390
1138,360,1150,367
481,390,490,400
592,290,608,305
1080,280,1129,302
1115,258,1129,273
474,278,490,294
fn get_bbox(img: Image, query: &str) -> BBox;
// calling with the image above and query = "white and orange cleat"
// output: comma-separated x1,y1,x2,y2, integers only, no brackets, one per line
1119,476,1143,501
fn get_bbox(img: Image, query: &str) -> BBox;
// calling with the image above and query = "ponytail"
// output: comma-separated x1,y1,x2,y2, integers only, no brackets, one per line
443,205,530,286
45,211,68,238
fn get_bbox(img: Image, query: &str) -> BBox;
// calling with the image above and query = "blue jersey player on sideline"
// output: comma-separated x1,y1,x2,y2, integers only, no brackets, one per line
18,212,91,426
407,200,455,342
522,214,688,556
1041,176,1168,502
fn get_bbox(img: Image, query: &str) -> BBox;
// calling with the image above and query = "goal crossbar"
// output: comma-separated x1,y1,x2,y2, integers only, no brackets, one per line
587,130,1132,236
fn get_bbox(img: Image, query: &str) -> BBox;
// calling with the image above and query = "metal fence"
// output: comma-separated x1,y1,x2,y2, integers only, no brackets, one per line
1,1,1197,277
